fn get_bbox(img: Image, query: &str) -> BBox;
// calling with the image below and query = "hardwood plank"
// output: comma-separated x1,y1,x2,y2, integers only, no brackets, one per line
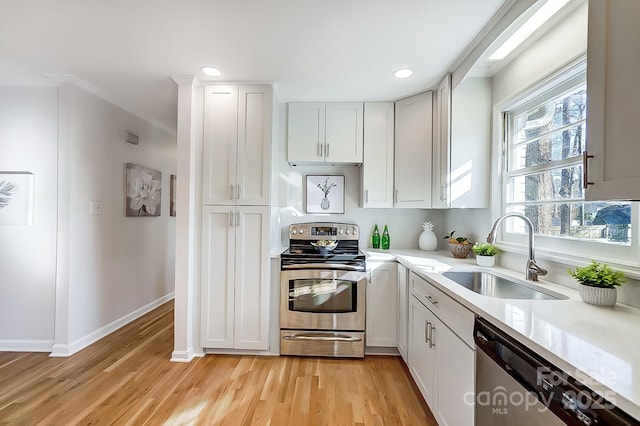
0,301,437,425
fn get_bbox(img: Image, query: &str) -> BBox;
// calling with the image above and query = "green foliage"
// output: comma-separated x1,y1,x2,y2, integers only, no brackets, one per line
443,230,470,244
472,242,499,256
568,261,626,288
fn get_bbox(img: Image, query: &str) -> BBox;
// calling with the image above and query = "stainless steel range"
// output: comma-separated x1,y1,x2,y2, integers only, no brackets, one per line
280,222,366,358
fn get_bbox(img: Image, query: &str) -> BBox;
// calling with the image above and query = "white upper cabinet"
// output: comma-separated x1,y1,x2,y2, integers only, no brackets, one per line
585,0,640,200
361,102,394,208
432,75,451,209
432,74,491,209
394,91,433,208
203,85,272,206
288,102,363,164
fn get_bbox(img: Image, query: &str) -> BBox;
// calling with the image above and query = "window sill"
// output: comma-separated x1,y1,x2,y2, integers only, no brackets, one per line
496,241,640,281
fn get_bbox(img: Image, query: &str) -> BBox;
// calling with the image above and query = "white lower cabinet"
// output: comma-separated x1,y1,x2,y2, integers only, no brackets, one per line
365,261,397,347
397,263,409,362
407,271,475,426
200,205,270,350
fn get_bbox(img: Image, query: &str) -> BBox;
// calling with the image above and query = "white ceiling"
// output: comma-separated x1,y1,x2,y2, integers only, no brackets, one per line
0,0,506,134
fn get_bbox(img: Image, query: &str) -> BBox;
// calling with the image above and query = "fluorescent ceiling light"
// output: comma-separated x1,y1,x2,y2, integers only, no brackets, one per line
489,0,570,61
394,69,413,79
202,67,222,77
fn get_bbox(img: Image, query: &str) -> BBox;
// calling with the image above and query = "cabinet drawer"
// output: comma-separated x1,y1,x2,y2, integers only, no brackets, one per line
409,271,474,347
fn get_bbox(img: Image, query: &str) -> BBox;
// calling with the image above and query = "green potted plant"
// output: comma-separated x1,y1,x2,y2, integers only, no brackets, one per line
444,231,472,259
472,242,499,267
568,261,626,307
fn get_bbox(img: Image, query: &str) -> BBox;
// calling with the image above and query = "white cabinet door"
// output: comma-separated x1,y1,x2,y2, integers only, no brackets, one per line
408,296,437,408
586,0,640,200
203,85,271,206
287,103,325,163
365,261,398,347
202,86,238,205
435,319,475,426
432,75,491,208
449,77,491,208
200,206,236,348
362,103,394,208
432,74,451,209
397,263,409,362
325,102,363,163
234,206,270,350
236,86,272,205
394,92,433,208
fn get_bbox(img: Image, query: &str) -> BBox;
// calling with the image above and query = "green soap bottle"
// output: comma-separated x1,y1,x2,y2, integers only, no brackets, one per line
372,225,380,249
381,225,390,250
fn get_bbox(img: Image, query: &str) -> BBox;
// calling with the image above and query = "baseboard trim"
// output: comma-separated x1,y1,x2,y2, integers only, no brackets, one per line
170,348,204,363
0,339,54,352
50,292,174,357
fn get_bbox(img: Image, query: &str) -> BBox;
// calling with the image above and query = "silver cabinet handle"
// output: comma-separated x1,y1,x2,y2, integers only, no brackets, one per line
283,333,362,342
229,211,234,227
365,189,369,203
235,211,240,227
394,189,398,203
326,142,330,157
229,184,234,200
237,184,241,200
425,320,430,344
428,323,436,348
441,185,446,202
426,295,438,306
583,151,594,189
320,143,324,158
368,269,374,285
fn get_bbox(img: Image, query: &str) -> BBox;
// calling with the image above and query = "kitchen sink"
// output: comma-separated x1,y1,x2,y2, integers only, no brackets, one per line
441,271,568,300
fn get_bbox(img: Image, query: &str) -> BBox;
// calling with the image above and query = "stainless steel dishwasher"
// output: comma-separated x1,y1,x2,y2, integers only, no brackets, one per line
474,318,638,425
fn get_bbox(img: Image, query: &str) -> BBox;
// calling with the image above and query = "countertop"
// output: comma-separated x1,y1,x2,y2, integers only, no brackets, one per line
365,249,640,421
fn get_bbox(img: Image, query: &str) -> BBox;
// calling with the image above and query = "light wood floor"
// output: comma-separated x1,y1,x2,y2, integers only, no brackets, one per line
0,301,436,425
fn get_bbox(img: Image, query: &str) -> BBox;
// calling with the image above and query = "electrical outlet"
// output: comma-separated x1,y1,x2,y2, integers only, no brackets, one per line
90,201,103,215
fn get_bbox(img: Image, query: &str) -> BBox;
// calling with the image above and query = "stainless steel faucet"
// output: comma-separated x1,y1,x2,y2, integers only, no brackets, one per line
487,213,548,281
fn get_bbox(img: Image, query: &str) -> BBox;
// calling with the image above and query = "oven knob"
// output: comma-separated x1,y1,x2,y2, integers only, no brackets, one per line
353,228,357,236
299,229,304,234
338,229,344,234
292,229,297,235
346,228,351,235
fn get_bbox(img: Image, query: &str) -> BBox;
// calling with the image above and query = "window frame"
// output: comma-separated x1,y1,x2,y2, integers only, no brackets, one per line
495,57,640,272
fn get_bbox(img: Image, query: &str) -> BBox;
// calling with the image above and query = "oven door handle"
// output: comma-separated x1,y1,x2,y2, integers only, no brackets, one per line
282,333,362,342
281,263,362,271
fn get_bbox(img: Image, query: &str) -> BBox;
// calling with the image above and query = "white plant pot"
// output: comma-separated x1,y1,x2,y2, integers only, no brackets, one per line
578,283,617,307
419,230,438,251
475,255,495,267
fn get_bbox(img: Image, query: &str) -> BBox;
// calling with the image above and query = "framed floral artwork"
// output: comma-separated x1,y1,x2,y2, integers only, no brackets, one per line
305,175,345,214
0,172,34,226
125,163,161,217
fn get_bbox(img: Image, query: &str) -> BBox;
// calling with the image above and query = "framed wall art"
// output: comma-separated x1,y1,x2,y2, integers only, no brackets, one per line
125,163,162,217
0,172,34,226
305,175,345,214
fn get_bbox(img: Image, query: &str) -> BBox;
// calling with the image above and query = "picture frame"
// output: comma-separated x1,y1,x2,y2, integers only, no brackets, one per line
170,174,176,217
305,175,345,214
125,163,162,217
0,172,34,226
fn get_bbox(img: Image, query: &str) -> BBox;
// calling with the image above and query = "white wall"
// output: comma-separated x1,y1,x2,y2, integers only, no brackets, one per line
0,87,58,351
53,83,176,355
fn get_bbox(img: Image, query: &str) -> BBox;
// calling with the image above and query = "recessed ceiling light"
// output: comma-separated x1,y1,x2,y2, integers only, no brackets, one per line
394,69,413,79
202,67,222,77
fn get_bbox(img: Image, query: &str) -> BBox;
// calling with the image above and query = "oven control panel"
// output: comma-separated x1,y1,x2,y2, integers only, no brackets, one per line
289,222,359,240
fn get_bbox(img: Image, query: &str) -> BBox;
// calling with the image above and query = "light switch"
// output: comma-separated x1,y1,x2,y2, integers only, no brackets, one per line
90,201,103,215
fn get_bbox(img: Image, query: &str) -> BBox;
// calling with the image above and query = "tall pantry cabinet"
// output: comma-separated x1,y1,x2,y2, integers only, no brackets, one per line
200,85,272,350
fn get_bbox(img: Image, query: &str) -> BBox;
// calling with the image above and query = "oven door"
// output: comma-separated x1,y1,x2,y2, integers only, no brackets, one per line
280,269,366,331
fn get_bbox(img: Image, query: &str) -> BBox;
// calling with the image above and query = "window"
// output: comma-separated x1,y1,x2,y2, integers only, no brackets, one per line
503,76,632,247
